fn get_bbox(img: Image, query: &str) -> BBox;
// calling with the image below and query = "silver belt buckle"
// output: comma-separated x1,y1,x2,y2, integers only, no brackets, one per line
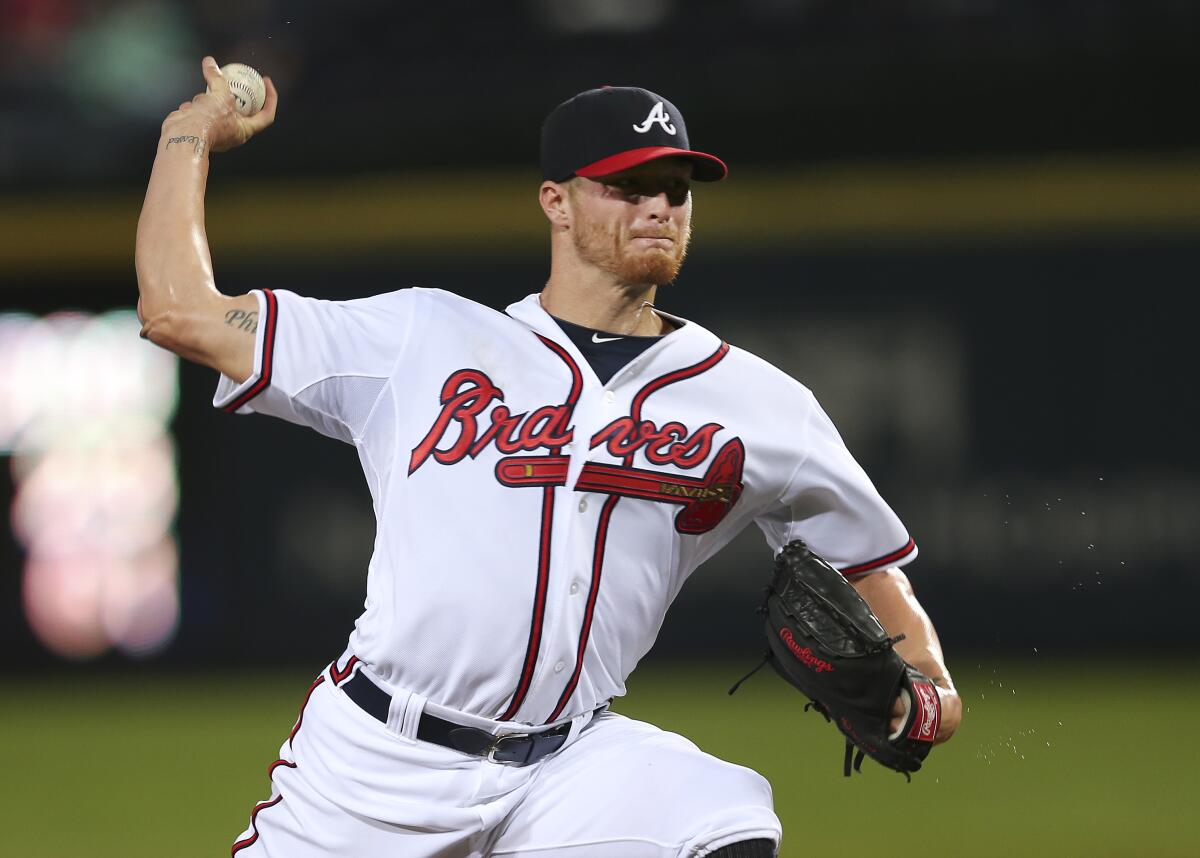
487,731,533,765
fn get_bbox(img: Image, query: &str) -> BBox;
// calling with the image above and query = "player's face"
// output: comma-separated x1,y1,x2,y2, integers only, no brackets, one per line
568,158,693,286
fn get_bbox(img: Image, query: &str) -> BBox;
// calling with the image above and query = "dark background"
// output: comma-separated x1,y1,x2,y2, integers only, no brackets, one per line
3,0,1199,671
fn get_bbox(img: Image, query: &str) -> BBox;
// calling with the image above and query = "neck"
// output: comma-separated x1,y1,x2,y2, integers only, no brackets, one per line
541,257,663,337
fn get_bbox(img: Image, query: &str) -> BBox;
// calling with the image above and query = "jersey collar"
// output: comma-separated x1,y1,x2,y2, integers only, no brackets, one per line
504,293,722,380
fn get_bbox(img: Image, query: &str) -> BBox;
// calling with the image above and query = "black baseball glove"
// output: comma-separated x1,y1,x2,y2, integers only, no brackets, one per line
730,539,941,779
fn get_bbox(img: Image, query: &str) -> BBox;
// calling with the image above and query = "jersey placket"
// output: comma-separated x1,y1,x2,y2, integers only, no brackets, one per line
544,380,630,724
501,374,626,725
515,340,728,724
495,318,662,725
494,335,584,722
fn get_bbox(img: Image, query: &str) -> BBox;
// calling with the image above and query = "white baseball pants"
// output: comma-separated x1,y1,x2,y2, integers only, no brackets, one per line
231,663,782,857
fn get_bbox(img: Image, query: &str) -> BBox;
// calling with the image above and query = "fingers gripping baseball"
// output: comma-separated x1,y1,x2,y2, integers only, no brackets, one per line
160,56,277,153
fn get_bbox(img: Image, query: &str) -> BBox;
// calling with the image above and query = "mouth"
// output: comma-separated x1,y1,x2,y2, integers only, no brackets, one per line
630,235,674,247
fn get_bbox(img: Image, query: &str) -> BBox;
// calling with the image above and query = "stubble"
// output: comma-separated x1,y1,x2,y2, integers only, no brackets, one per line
572,217,692,286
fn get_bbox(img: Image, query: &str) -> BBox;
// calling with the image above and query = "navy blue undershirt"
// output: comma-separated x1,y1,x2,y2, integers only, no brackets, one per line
551,315,663,385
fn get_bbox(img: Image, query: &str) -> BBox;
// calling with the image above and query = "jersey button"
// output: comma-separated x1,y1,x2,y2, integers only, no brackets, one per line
554,661,565,673
603,390,615,404
578,498,587,513
569,582,579,595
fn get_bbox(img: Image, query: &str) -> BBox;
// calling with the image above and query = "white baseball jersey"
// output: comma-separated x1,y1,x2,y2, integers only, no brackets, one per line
214,288,916,727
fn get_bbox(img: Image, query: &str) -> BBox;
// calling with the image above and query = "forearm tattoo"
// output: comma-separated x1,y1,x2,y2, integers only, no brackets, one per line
225,308,258,333
165,135,206,156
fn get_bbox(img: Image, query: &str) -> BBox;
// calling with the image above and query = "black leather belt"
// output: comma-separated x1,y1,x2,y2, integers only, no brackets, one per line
342,669,572,766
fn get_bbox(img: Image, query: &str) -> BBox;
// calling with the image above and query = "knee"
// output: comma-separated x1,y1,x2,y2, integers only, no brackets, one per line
677,764,780,857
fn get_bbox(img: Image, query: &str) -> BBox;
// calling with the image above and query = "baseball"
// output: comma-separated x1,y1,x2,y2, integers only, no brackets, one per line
212,62,265,117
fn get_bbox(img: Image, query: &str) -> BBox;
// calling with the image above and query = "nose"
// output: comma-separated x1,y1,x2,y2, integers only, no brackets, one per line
643,190,673,221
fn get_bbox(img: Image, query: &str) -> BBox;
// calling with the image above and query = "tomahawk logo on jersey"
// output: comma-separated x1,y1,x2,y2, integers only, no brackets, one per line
215,287,917,726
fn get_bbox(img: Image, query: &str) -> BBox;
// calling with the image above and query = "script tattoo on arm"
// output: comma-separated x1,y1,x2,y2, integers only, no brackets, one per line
224,308,258,333
165,135,206,156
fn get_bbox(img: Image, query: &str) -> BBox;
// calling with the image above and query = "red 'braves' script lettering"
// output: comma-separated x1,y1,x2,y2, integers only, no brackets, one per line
410,368,729,476
590,418,722,469
779,628,834,673
409,370,575,474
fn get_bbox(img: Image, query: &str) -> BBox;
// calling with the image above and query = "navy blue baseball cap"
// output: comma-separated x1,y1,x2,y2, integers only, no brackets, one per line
540,86,727,183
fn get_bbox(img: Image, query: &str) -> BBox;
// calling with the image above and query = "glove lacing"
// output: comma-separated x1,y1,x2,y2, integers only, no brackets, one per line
727,652,772,696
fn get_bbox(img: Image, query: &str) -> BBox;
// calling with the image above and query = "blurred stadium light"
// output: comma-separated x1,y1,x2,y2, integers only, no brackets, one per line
0,311,179,659
60,0,197,120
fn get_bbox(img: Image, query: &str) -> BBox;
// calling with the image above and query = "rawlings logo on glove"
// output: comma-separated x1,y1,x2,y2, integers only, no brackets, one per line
908,681,941,742
778,629,834,673
730,539,939,780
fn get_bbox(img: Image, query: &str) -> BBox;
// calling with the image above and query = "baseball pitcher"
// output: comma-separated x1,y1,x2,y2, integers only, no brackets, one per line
135,57,963,858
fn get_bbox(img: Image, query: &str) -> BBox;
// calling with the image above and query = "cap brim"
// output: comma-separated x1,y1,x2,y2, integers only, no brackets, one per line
574,146,728,182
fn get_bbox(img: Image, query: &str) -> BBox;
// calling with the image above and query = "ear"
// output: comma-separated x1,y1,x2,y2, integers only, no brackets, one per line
539,181,572,230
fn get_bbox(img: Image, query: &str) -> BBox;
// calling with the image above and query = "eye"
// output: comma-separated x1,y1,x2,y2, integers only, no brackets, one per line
666,181,690,203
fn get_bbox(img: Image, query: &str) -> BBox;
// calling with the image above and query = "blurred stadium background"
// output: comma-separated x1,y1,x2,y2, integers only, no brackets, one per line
2,1,1198,856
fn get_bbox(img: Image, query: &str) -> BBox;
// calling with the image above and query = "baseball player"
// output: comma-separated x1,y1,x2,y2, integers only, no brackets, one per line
135,58,962,857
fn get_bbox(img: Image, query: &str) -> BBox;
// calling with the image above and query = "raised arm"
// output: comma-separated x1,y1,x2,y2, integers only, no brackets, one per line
852,567,963,744
135,56,278,382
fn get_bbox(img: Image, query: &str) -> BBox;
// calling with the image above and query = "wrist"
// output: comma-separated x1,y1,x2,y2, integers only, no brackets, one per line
933,682,962,744
160,124,212,158
930,673,955,693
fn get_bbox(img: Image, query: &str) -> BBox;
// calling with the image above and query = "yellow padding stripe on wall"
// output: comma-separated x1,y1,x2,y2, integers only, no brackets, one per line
2,157,1198,276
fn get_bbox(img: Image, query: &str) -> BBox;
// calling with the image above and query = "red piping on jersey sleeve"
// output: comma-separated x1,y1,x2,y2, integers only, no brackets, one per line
838,538,917,576
223,289,279,413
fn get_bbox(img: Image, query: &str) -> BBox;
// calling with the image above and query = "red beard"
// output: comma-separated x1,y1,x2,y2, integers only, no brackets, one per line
572,218,692,286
